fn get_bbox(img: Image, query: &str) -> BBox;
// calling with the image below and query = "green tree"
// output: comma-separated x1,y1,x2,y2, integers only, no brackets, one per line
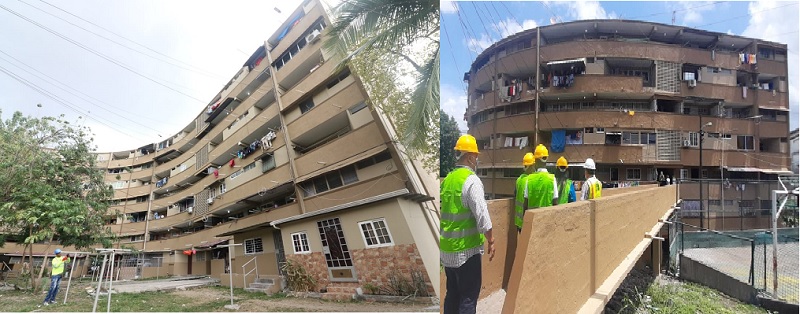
0,110,115,291
323,0,439,156
439,109,460,177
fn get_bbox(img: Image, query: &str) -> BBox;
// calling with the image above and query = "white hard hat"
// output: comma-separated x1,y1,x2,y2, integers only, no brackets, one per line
584,158,596,170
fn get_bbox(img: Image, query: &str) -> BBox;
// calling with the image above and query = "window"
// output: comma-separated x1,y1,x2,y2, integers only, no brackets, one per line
291,232,311,254
219,183,226,195
737,135,754,150
688,132,700,147
701,169,708,179
610,167,619,181
565,130,583,145
111,181,126,189
261,155,276,173
299,99,315,114
359,218,394,248
196,251,206,261
348,101,368,114
129,235,144,242
502,168,524,178
626,168,642,180
326,70,351,89
356,151,392,169
230,162,256,179
300,165,359,197
708,200,721,206
244,237,263,255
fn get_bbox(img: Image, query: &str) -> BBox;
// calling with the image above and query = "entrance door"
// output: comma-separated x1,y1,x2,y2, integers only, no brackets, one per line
187,254,192,275
317,218,356,282
273,230,287,276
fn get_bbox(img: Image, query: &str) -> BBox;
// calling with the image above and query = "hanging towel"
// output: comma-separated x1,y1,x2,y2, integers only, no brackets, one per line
749,54,757,64
504,137,514,147
742,86,747,98
519,137,529,150
740,53,745,64
551,130,566,153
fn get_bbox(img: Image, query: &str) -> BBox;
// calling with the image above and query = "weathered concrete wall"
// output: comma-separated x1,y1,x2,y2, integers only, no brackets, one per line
501,185,676,314
680,254,758,304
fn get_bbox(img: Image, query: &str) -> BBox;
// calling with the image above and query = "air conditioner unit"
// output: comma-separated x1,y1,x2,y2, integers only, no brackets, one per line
688,79,697,88
207,198,214,204
306,30,320,44
683,140,691,147
187,207,193,213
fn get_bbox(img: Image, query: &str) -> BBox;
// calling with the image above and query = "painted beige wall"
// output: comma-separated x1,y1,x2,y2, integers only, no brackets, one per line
397,198,441,298
279,198,414,254
231,228,280,278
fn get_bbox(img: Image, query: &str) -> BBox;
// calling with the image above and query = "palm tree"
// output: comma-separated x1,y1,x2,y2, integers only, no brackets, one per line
323,0,439,154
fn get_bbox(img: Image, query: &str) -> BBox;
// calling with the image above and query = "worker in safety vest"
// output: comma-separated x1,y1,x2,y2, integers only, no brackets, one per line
42,248,70,306
521,144,559,231
441,134,495,314
556,156,577,204
513,153,536,232
581,158,602,200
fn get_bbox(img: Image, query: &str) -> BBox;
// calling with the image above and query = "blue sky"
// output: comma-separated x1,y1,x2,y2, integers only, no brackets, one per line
441,0,800,132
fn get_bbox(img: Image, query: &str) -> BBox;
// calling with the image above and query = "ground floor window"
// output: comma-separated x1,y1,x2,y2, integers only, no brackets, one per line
291,232,310,254
358,218,394,248
244,237,264,255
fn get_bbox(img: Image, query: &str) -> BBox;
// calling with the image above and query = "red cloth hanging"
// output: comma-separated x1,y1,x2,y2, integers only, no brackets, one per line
229,159,235,167
213,169,219,178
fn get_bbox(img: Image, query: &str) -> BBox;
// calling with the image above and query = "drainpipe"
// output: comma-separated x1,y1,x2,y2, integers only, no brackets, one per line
535,27,541,147
264,40,306,214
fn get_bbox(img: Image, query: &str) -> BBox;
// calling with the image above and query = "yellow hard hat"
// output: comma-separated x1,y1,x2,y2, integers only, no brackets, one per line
522,153,535,166
454,134,479,153
556,156,568,168
533,144,549,160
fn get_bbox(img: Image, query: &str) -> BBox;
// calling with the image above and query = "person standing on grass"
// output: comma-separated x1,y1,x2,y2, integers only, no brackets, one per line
42,248,70,306
441,134,495,314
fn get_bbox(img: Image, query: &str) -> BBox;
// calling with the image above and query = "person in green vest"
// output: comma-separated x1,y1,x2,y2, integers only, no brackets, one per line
556,156,576,204
520,144,559,233
42,248,70,306
581,158,603,200
441,134,495,314
513,152,536,233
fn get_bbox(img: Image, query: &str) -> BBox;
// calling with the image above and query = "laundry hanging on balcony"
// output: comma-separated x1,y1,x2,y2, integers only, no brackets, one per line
155,177,168,188
261,131,277,151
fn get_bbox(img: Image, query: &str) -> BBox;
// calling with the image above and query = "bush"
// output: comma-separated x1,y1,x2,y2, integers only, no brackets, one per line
281,260,316,292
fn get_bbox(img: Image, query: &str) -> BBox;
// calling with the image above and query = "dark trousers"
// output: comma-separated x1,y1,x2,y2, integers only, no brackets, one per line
44,274,62,303
444,253,482,314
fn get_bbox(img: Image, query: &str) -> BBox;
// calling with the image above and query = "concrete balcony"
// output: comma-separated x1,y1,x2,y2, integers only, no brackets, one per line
275,44,324,92
286,81,366,137
681,82,754,105
757,59,787,77
145,227,226,252
302,170,407,213
279,57,338,109
147,212,192,232
294,122,386,179
110,202,149,215
150,174,219,210
758,121,789,138
208,164,293,214
214,203,301,237
270,2,326,60
113,184,152,199
471,114,534,139
541,75,649,98
755,89,788,110
472,90,497,113
680,149,789,169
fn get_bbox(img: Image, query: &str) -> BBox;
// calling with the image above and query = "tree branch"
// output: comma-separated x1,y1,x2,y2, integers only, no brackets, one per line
387,49,422,72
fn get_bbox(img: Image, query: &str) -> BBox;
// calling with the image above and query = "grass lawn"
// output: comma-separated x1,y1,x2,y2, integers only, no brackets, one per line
619,277,770,314
0,284,434,312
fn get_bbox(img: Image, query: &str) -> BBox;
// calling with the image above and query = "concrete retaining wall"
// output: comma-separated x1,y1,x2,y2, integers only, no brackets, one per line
680,254,759,304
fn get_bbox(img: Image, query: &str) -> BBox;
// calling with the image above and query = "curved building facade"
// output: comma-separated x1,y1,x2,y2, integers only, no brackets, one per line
464,19,792,199
0,0,439,299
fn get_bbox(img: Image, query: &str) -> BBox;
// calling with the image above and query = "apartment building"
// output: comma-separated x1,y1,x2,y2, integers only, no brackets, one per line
0,0,439,300
464,20,792,203
792,128,799,174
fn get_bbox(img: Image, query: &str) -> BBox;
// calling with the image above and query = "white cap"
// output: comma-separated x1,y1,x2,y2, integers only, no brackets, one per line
584,158,596,170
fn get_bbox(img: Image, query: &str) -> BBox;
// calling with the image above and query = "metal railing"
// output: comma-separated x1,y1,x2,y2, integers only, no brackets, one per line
242,255,258,289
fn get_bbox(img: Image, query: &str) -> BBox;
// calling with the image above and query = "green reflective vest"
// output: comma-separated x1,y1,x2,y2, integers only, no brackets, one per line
527,172,555,210
440,167,484,253
51,256,68,276
514,174,528,229
558,179,573,204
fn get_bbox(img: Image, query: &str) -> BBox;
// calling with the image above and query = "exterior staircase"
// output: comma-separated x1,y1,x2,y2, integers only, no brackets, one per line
244,275,282,294
322,282,361,301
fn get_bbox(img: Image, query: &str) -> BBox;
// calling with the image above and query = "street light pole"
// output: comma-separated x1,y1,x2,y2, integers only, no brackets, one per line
699,119,712,230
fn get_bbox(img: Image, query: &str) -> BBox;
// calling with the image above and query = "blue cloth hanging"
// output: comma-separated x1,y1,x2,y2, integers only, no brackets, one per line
551,130,566,153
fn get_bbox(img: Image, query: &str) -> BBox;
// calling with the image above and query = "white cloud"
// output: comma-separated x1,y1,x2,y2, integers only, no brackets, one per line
741,0,800,129
546,1,617,21
675,1,716,26
465,19,537,54
466,34,495,54
441,1,458,14
492,18,538,38
727,29,734,35
441,84,468,132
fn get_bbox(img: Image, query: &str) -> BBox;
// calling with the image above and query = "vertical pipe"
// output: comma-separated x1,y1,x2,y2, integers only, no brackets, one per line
107,252,115,313
771,190,779,296
228,245,234,306
749,241,755,286
534,27,541,146
92,254,108,313
763,240,767,291
699,115,704,230
63,255,78,304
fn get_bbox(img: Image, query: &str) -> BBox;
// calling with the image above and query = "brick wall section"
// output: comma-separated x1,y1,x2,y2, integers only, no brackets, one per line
286,252,329,292
352,243,435,296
